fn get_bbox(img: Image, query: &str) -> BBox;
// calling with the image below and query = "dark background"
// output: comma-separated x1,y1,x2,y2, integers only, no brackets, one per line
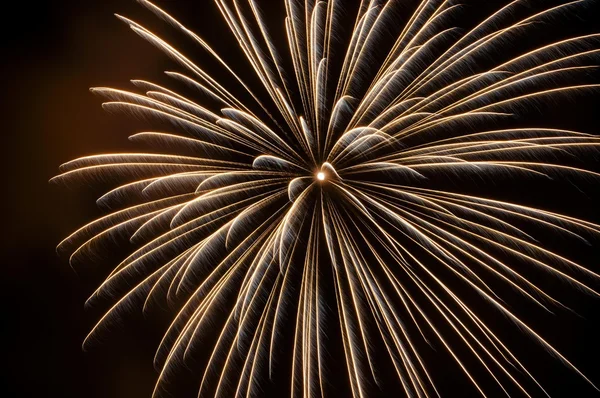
2,0,600,397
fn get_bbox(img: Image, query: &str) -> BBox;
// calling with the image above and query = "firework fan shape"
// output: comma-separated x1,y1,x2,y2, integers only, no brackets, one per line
53,0,600,396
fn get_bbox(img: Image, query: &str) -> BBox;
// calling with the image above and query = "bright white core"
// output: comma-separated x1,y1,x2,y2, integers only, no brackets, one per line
317,172,325,181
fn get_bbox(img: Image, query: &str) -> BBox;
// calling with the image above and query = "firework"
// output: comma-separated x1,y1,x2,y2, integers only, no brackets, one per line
53,0,600,396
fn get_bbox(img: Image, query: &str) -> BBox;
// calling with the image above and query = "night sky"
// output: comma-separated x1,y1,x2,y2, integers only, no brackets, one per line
3,1,600,397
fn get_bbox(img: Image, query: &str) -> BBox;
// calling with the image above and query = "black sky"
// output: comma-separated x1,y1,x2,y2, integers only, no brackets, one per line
2,1,600,397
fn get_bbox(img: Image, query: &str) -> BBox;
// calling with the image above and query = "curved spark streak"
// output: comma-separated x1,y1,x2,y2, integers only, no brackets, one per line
54,0,600,397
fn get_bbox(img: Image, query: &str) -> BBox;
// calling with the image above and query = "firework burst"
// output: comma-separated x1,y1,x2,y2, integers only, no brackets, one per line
53,0,600,396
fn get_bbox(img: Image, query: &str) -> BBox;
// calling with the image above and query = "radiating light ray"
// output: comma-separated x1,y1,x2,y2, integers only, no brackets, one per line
54,0,600,396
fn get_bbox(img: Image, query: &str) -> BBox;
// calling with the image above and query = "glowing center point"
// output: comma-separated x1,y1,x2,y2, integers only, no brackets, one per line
317,172,326,181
